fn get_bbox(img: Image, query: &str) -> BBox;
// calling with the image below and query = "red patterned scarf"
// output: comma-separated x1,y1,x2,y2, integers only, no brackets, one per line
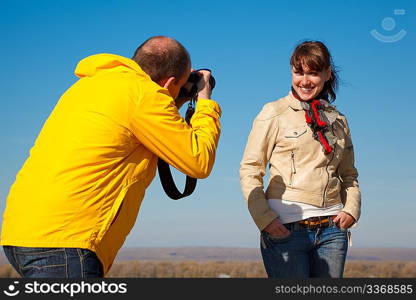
291,87,333,155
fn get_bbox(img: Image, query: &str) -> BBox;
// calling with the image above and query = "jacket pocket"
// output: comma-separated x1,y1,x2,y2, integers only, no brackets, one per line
284,127,307,139
96,183,133,241
277,126,308,150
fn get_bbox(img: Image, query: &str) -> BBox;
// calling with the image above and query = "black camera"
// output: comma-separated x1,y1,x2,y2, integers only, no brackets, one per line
177,69,216,100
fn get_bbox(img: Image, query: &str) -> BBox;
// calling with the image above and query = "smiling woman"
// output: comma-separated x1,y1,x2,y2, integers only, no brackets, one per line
290,41,338,102
239,40,361,278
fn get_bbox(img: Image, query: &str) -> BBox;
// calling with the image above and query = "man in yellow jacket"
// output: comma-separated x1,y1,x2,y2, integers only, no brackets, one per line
0,36,221,277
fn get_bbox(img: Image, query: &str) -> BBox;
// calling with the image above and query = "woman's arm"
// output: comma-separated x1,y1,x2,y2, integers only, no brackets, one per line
240,103,280,231
338,116,361,223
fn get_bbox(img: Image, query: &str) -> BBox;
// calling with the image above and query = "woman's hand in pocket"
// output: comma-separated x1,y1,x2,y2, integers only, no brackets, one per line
263,217,290,237
332,212,355,229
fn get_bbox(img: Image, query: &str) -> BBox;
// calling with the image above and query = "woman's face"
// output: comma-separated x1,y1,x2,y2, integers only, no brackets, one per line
291,64,331,101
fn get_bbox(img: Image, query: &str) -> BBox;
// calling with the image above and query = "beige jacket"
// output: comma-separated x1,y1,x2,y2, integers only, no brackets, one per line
240,92,361,230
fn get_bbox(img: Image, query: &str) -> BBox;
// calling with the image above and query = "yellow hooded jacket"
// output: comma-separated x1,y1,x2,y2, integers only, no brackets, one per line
0,54,221,274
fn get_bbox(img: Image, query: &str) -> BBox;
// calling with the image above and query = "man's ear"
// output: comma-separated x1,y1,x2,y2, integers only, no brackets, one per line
160,77,176,89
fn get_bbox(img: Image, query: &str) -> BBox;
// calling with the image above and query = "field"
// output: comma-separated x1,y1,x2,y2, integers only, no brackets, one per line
1,260,415,278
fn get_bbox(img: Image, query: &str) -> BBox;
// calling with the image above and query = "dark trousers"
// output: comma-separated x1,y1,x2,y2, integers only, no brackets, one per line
3,246,103,278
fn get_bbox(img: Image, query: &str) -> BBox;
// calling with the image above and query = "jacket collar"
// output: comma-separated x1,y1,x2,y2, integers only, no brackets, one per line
287,91,304,111
288,90,342,122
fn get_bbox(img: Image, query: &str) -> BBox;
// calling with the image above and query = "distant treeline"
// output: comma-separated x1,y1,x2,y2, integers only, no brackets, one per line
1,261,415,278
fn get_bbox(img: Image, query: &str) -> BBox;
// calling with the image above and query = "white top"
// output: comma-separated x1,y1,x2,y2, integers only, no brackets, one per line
268,199,343,224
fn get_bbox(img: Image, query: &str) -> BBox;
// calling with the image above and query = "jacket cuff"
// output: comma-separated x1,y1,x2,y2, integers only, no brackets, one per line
341,204,360,223
196,99,221,116
253,210,279,231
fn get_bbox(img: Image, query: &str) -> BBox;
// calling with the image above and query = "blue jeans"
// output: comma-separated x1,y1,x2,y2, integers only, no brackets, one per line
3,246,103,278
260,220,348,278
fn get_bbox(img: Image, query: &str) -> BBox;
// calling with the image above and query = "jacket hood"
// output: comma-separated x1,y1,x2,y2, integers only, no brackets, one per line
75,53,145,78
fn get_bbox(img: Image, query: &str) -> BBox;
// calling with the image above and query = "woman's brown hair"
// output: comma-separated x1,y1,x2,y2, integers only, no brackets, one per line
290,41,339,102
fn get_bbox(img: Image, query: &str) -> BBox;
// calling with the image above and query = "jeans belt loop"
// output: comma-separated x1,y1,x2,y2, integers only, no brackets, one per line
293,222,300,231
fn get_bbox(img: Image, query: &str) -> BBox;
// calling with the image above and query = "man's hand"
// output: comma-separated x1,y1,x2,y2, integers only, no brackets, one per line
263,217,290,238
197,70,212,100
332,211,355,229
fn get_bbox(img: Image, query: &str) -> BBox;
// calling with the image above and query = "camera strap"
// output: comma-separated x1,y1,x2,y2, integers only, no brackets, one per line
157,159,197,200
157,99,197,200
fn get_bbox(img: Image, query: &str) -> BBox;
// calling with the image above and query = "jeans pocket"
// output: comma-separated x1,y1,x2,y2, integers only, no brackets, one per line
264,231,292,243
332,224,348,233
14,247,67,278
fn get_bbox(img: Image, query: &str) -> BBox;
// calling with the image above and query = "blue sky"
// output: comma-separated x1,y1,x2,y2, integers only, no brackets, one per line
1,0,415,250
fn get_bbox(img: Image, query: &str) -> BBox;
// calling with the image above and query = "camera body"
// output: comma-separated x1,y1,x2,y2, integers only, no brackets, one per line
177,69,216,101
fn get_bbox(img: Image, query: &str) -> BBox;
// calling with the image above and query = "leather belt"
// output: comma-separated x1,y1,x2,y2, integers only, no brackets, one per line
297,216,334,229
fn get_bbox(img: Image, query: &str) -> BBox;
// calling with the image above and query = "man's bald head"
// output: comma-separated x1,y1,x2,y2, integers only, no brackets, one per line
132,36,191,84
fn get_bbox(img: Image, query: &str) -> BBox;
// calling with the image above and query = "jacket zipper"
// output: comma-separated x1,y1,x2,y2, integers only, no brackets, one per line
289,151,296,186
322,129,336,205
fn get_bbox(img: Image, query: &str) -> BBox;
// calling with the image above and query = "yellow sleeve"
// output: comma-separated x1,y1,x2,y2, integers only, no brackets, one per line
129,85,221,178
